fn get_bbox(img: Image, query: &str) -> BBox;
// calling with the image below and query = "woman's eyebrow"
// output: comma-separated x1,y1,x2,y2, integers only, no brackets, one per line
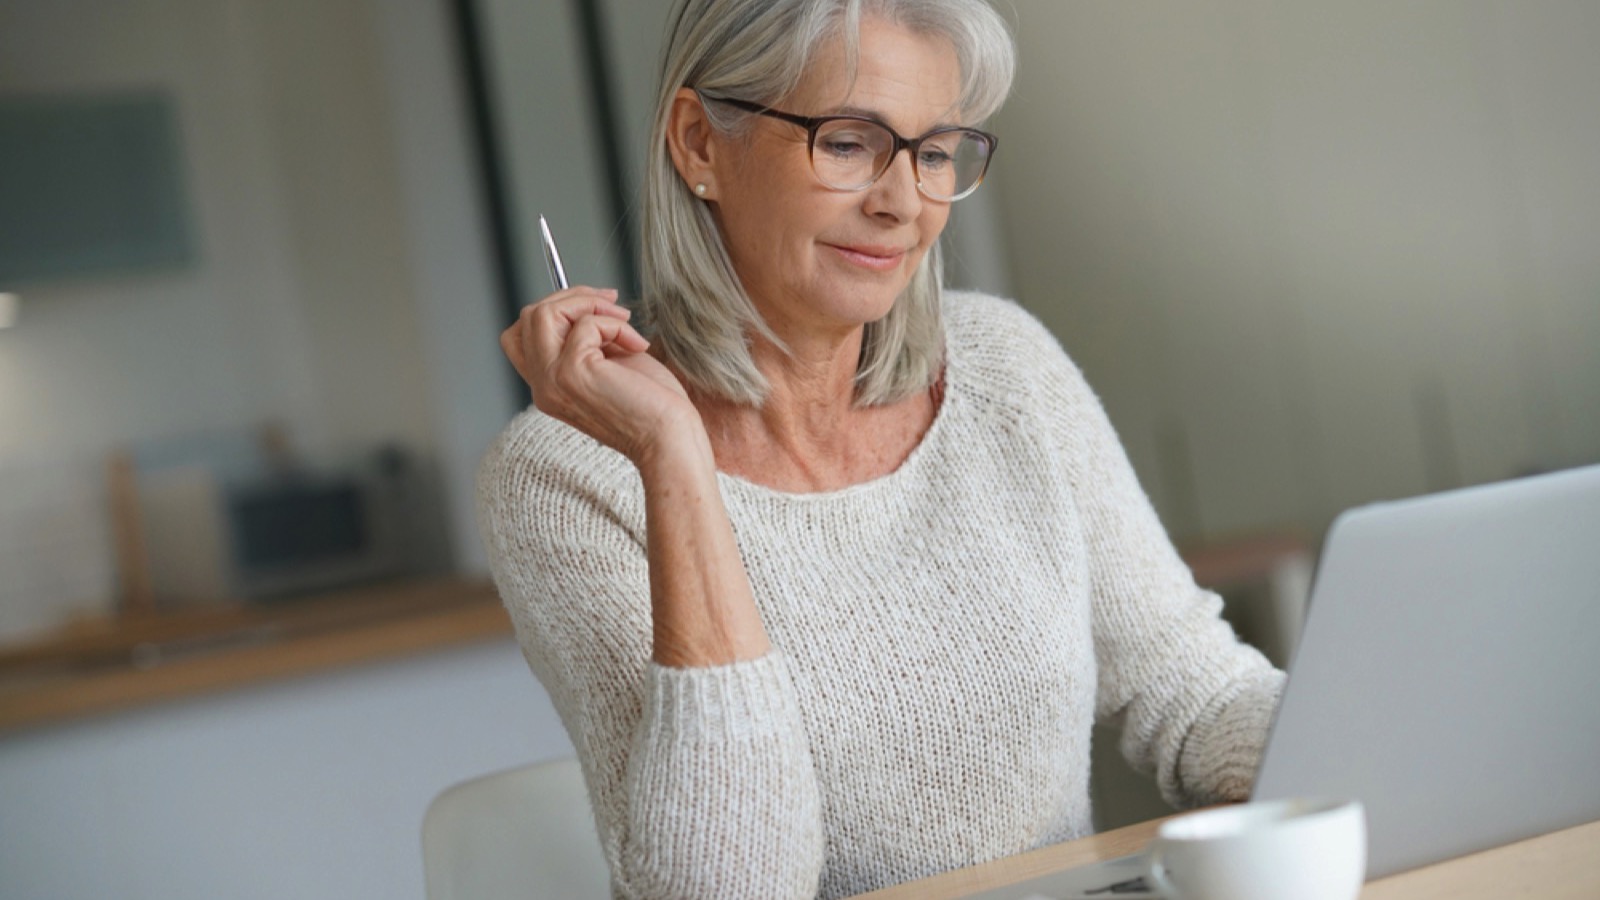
827,104,963,132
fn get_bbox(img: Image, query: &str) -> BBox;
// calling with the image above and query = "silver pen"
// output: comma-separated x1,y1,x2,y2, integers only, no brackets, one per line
539,214,569,291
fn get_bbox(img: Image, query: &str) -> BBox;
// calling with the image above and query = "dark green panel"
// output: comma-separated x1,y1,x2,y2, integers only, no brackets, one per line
0,91,196,286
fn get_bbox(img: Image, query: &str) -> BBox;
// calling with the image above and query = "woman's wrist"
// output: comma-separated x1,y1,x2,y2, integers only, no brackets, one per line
630,405,717,485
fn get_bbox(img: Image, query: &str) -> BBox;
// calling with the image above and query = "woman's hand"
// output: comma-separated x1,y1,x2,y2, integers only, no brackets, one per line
501,287,700,465
503,287,769,667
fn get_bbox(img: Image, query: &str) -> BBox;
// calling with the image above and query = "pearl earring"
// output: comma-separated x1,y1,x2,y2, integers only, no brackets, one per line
694,183,708,197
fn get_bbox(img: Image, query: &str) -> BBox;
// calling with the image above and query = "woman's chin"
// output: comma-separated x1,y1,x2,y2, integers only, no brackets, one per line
824,274,914,323
825,290,904,329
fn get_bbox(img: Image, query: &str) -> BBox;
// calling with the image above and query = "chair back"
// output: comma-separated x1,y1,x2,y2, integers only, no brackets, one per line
422,757,610,900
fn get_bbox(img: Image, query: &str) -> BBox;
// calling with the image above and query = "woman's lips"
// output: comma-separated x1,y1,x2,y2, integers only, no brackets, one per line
827,243,908,271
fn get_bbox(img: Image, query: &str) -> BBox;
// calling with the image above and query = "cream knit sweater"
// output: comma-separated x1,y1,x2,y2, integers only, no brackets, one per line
477,291,1285,899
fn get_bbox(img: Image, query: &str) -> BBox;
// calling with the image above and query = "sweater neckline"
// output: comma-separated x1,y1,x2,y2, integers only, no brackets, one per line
715,362,959,505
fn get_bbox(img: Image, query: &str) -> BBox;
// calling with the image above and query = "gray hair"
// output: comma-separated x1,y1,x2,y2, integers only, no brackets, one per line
639,0,1016,406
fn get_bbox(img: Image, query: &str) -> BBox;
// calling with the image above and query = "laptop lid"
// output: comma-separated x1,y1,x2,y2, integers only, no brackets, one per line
1252,464,1600,878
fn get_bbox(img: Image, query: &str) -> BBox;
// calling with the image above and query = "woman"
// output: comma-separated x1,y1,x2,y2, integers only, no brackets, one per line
478,0,1285,896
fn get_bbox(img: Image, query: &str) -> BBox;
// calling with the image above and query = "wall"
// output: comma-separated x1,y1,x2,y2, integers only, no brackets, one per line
0,0,467,637
0,0,441,464
990,0,1600,542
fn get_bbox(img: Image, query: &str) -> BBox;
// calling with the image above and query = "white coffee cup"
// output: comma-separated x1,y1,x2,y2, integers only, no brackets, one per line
1144,797,1366,900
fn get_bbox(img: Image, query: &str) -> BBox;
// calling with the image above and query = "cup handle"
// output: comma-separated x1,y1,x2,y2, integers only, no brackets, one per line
1145,846,1180,899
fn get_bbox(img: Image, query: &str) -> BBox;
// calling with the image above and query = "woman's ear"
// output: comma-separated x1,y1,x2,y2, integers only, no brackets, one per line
666,87,718,199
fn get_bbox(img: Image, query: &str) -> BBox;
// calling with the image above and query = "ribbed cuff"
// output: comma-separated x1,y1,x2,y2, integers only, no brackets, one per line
1179,669,1286,804
644,652,803,745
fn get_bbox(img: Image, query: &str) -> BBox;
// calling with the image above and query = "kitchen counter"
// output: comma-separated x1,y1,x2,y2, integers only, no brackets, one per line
0,577,510,734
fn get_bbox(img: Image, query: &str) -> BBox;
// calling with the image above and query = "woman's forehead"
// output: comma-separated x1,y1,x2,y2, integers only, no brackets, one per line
791,19,963,128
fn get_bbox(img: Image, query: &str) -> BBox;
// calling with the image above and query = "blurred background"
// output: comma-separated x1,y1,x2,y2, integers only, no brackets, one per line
1,1,1596,898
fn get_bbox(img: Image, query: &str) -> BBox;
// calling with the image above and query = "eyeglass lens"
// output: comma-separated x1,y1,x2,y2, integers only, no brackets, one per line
811,119,991,200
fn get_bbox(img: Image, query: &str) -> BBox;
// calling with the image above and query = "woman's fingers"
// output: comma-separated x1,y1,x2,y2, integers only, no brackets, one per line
553,312,649,374
501,288,627,373
603,319,651,355
518,305,649,405
520,288,629,361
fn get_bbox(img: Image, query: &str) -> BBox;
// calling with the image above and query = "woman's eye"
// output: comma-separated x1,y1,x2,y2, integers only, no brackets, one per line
917,148,954,170
819,135,871,159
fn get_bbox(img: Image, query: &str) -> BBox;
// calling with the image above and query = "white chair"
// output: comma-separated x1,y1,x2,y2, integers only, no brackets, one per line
422,757,611,900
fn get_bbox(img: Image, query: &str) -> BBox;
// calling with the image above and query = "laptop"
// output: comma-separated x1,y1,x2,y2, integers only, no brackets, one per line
1251,462,1600,877
974,463,1600,898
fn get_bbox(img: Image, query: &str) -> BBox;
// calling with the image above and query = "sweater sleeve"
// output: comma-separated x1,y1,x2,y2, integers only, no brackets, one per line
476,411,825,898
980,297,1286,808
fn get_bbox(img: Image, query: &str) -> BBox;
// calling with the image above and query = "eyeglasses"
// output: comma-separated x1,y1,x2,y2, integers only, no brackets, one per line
699,93,998,202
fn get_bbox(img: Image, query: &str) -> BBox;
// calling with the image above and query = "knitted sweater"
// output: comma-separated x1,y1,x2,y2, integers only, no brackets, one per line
477,291,1285,899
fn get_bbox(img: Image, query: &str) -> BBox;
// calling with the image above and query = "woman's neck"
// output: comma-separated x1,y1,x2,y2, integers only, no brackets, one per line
688,325,936,493
697,326,860,447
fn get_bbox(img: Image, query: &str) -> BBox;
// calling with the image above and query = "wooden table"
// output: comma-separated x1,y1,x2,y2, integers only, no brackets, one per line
852,816,1600,899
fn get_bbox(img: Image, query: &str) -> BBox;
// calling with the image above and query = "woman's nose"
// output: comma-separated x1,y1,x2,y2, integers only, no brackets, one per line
863,148,925,220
